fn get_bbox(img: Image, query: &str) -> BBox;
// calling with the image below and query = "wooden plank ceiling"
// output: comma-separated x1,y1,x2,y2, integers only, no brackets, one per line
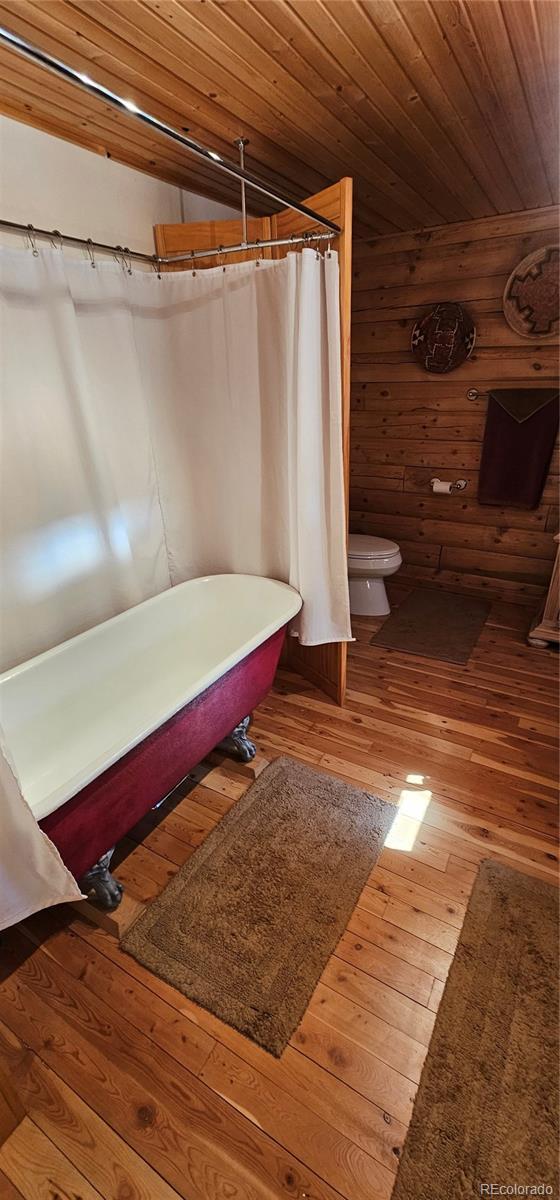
0,0,558,235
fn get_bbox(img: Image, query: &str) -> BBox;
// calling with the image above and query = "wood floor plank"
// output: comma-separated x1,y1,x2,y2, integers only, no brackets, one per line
428,979,446,1013
292,1006,417,1125
180,782,234,818
0,1167,25,1200
321,682,547,753
446,856,478,883
376,850,472,905
382,899,460,954
317,741,556,836
0,1118,103,1200
65,922,405,1175
418,800,558,876
381,838,449,873
348,908,453,984
173,796,219,830
199,1044,395,1200
308,984,427,1085
321,958,436,1048
335,930,435,1006
112,856,174,905
16,919,215,1078
364,868,466,928
0,963,342,1200
346,671,558,719
190,762,253,800
114,838,180,887
470,751,557,789
131,826,197,866
0,1021,182,1200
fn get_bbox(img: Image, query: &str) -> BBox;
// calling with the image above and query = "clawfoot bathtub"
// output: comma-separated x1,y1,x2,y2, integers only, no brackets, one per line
0,575,302,909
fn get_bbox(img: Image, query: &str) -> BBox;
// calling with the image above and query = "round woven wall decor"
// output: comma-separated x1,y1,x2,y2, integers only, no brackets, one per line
411,302,476,374
503,245,559,339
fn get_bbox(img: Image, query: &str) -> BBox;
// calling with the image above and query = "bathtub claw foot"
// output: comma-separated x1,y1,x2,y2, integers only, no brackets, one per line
79,849,124,910
222,715,257,763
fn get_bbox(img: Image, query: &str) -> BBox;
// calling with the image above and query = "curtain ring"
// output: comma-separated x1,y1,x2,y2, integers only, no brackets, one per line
285,232,298,261
190,250,196,277
254,238,261,266
152,255,162,280
326,239,332,258
26,224,39,257
217,244,226,272
86,238,96,269
116,245,131,274
51,229,63,252
117,246,130,274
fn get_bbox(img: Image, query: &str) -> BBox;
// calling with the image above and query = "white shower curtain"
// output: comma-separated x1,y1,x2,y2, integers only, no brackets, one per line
0,247,171,668
139,250,351,646
0,245,351,671
0,729,83,931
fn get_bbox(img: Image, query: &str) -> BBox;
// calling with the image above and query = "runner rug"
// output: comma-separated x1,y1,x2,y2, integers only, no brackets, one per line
392,860,559,1199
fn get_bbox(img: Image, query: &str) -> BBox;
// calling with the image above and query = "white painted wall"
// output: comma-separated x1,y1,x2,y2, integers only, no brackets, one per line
0,116,239,253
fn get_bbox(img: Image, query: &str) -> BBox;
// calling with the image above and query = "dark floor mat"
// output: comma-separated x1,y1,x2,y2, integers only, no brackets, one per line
371,588,490,664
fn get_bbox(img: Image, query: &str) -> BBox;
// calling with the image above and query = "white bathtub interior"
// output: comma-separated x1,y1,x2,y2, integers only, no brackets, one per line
0,574,302,823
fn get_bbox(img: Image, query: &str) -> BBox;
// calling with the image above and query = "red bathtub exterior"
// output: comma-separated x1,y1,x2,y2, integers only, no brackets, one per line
39,626,285,880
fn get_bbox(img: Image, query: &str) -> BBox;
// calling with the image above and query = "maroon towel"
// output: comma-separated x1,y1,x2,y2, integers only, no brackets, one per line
478,389,559,509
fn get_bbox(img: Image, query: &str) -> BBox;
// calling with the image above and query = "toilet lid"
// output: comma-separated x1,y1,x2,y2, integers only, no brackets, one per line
348,533,400,559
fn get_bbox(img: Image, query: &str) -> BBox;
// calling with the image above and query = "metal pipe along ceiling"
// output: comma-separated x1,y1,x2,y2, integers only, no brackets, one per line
0,25,341,236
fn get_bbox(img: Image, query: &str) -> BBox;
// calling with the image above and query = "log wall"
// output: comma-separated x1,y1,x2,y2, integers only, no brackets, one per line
351,207,559,605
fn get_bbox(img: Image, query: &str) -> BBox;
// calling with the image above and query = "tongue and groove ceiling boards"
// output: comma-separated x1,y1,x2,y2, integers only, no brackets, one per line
0,1,557,234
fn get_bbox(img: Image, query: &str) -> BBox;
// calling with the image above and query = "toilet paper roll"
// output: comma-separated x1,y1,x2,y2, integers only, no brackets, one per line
432,480,453,494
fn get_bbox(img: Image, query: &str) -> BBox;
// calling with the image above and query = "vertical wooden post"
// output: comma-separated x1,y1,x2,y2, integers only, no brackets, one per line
270,179,353,704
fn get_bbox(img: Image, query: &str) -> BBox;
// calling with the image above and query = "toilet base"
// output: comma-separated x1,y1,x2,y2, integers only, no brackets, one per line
349,577,390,617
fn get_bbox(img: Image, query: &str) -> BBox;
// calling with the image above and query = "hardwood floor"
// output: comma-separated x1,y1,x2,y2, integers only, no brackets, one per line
0,587,558,1200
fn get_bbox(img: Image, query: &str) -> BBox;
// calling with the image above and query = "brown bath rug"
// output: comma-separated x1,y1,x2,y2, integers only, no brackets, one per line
371,587,490,663
122,756,395,1056
392,860,559,1200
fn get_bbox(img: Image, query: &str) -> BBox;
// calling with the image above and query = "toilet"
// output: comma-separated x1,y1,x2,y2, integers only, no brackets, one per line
348,533,402,617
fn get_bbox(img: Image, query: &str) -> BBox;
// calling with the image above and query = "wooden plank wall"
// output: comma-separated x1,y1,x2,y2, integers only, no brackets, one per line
350,207,559,606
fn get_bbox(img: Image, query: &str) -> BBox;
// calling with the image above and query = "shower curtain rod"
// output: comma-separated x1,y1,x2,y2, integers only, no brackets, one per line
0,25,341,237
0,218,334,267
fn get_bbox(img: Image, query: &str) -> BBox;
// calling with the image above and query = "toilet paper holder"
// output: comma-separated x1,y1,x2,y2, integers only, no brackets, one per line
430,477,468,494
